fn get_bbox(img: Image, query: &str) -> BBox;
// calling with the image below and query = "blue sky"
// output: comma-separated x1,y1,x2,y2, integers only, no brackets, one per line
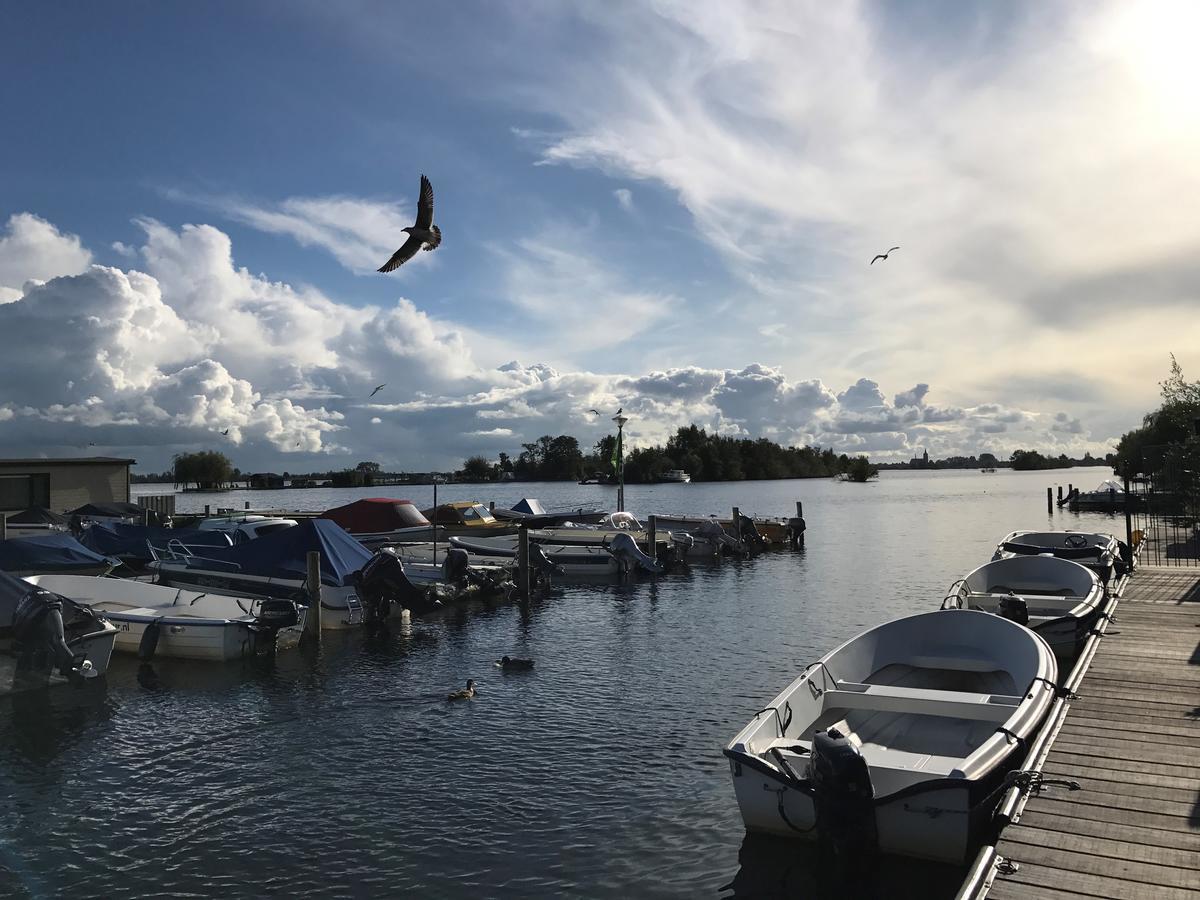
1,1,1197,471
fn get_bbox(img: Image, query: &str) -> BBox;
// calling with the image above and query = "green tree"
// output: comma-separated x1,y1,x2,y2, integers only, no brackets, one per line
841,456,879,482
173,450,234,490
461,455,493,481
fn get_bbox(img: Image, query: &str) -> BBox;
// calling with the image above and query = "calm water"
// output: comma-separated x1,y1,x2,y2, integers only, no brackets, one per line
1,469,1123,899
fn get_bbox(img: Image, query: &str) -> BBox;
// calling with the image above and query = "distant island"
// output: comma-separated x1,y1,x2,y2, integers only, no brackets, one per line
877,449,1116,472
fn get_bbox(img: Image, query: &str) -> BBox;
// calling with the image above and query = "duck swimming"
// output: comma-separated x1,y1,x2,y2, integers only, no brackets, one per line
447,679,476,701
496,655,535,670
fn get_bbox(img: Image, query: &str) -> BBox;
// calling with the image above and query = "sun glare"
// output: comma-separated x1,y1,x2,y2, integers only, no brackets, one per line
1100,0,1200,119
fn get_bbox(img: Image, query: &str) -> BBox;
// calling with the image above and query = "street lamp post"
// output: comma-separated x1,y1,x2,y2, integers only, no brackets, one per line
613,412,629,513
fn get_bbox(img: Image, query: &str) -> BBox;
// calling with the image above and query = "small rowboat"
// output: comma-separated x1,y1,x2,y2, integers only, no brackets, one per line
725,609,1056,864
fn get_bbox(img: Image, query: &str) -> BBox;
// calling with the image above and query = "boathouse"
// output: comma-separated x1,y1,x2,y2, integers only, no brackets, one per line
0,456,134,513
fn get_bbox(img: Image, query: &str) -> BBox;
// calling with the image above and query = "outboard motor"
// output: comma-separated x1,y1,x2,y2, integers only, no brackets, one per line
442,547,471,586
808,727,877,863
694,519,740,556
526,545,564,587
737,514,768,554
11,588,92,680
357,548,442,618
607,532,665,575
787,515,806,549
999,593,1029,626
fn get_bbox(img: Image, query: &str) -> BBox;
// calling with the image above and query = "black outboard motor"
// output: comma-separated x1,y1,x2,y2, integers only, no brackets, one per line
999,593,1029,626
808,728,877,864
442,547,471,586
737,514,768,554
356,549,442,617
12,588,87,679
788,515,806,549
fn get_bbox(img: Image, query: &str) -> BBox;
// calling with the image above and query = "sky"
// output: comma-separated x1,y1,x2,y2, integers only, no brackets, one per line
1,0,1198,473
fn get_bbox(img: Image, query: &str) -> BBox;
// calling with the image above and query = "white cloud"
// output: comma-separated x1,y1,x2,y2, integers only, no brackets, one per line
0,213,91,295
613,188,634,212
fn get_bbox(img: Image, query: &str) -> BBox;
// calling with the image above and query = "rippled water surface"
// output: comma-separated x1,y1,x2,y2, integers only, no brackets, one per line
1,470,1123,898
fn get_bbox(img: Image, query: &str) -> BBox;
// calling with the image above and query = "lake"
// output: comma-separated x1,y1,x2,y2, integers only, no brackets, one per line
0,468,1124,898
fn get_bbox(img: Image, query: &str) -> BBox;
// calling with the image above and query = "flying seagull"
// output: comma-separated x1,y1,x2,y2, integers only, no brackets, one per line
378,174,441,273
369,383,386,398
221,428,230,436
870,246,900,265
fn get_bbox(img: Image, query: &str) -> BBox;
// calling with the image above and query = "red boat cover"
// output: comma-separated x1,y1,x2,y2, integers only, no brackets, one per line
319,498,429,533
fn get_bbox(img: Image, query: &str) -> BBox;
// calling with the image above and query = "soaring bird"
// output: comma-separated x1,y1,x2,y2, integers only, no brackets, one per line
221,428,230,436
378,175,441,273
870,246,900,265
369,383,386,399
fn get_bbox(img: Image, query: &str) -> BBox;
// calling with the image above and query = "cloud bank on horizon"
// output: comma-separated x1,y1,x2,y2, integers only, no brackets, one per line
1,1,1198,471
0,212,1121,470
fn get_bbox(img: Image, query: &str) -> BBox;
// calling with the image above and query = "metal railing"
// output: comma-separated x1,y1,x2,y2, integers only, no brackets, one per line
1124,444,1200,566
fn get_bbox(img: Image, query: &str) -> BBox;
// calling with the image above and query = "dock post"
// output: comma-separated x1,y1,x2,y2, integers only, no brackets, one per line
1057,485,1063,503
143,509,150,526
1,517,6,541
205,504,211,516
732,506,740,549
245,501,250,510
489,501,495,513
304,550,322,646
796,500,803,518
1123,473,1133,550
518,525,531,601
1046,487,1053,514
647,515,657,563
1068,483,1072,496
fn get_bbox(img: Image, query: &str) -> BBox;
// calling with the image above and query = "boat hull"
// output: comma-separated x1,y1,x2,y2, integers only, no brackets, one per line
105,614,302,660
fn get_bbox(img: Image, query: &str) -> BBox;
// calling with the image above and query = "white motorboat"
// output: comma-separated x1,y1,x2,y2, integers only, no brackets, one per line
447,534,661,577
725,609,1056,864
1064,478,1136,512
944,555,1103,660
658,469,691,483
148,519,443,629
0,571,117,694
24,574,305,661
993,530,1128,587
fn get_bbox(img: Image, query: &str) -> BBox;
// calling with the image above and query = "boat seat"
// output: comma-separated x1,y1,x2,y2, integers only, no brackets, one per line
822,682,1021,723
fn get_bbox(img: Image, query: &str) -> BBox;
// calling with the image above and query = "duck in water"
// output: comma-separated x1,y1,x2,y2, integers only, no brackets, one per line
496,656,535,670
447,679,476,701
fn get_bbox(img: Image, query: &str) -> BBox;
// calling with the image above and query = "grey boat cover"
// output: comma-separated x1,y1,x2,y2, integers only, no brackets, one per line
5,506,68,526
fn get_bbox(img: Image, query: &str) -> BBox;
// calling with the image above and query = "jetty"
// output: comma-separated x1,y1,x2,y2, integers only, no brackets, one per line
962,566,1200,899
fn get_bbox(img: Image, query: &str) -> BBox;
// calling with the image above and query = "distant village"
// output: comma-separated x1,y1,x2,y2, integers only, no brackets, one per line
877,449,1117,471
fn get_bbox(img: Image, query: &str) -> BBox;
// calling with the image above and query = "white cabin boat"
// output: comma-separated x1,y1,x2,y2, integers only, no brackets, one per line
659,469,691,483
725,609,1056,864
25,574,304,661
945,555,1103,660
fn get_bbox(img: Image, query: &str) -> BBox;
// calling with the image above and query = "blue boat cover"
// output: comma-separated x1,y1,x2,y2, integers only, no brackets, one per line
82,522,232,562
6,506,68,526
0,533,114,573
178,519,372,586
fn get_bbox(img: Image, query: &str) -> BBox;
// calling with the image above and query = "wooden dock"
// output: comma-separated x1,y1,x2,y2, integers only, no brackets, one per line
984,567,1200,899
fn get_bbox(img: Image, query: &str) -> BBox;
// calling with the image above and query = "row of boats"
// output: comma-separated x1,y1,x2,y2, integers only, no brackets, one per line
724,528,1137,866
1,496,805,693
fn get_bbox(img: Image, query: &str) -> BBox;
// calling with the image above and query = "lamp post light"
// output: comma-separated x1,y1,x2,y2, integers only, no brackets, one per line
613,412,629,513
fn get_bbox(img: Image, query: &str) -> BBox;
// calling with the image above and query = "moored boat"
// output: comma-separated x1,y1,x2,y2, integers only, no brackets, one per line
944,555,1103,662
319,498,442,548
724,609,1056,864
489,498,609,527
992,530,1129,588
0,533,119,576
0,571,117,694
658,469,691,483
24,574,304,661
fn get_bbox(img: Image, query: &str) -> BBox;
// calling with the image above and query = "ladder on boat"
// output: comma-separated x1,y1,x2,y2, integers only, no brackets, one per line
342,591,364,626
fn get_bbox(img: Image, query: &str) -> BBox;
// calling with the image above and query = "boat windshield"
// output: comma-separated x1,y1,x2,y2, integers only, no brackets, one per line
460,505,496,524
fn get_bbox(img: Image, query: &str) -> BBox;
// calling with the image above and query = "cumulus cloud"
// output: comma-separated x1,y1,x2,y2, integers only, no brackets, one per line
0,212,1122,469
613,188,634,212
0,213,92,300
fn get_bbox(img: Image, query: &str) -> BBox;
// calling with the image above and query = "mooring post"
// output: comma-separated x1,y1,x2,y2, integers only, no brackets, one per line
1068,483,1073,496
245,501,250,510
647,515,657,563
1,517,6,541
518,525,531,601
1046,487,1053,514
304,549,322,645
1123,473,1133,550
489,501,495,513
796,500,804,518
1057,485,1063,503
205,504,211,516
732,506,740,547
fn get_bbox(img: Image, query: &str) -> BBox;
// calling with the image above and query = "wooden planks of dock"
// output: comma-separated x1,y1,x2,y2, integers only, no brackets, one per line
987,567,1200,900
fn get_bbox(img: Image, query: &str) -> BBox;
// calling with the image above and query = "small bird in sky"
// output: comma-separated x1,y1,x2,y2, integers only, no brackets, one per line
369,383,386,398
378,175,441,273
221,428,230,436
870,246,900,265
88,442,96,447
295,441,301,447
589,407,622,417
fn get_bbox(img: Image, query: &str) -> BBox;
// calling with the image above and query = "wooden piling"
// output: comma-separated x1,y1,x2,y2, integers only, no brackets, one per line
647,515,657,563
1046,487,1053,514
143,509,150,526
489,500,495,513
304,549,321,645
1067,483,1072,496
1057,485,1063,503
245,501,250,510
1,516,6,541
518,525,531,600
796,500,804,518
205,504,211,516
